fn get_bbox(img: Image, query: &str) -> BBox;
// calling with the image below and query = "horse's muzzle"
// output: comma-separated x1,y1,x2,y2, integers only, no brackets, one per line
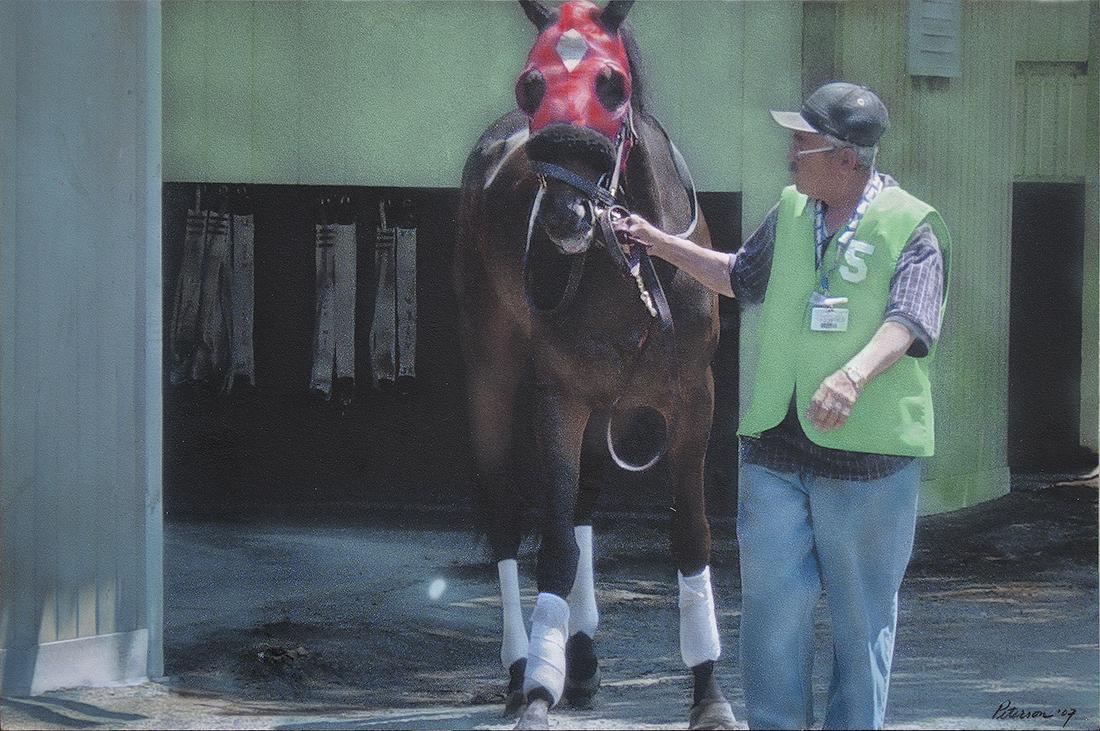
535,189,596,254
527,124,618,255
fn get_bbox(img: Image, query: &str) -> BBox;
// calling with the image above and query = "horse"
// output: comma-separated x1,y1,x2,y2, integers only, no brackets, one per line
454,2,735,728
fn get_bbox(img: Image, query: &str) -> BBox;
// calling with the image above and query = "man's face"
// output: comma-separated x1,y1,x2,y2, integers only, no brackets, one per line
787,131,843,199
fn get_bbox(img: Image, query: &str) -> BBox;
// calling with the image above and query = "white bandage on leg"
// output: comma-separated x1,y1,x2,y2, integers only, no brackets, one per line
678,565,721,668
524,591,570,705
498,559,529,670
567,525,599,638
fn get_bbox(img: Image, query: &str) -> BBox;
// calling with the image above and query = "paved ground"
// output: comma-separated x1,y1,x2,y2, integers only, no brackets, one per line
2,473,1097,730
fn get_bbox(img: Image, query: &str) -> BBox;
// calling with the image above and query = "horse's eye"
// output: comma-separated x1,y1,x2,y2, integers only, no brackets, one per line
595,67,627,112
515,69,546,115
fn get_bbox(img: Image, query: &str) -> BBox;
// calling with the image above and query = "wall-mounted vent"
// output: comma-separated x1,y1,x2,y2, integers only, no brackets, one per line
908,0,961,78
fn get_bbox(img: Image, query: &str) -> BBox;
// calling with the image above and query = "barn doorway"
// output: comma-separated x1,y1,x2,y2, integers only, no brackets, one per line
1008,181,1090,473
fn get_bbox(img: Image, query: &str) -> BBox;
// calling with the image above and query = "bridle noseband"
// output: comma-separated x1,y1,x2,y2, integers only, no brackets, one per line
529,160,617,210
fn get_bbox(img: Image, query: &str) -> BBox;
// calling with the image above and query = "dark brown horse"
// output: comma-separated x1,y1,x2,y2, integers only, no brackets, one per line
454,2,734,728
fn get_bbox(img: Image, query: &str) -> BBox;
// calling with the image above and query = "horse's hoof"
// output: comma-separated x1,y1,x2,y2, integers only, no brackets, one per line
689,697,737,730
513,696,551,730
563,632,600,708
504,658,527,717
504,689,526,717
689,666,736,729
563,666,600,708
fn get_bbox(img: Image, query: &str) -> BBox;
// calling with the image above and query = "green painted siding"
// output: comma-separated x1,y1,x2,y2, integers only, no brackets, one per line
836,1,1011,510
161,0,799,215
835,0,1097,511
163,1,530,186
628,1,800,227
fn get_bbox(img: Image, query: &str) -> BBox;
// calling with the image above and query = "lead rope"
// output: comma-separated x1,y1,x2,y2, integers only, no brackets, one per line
602,113,710,471
597,204,677,472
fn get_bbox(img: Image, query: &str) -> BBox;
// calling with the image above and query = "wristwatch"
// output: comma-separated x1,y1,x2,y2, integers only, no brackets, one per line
841,365,867,392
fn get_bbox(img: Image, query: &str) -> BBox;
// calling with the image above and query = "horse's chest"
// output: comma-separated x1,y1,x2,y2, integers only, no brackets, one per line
533,318,654,384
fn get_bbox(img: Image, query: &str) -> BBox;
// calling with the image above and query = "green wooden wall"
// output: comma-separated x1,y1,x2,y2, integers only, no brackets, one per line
160,0,799,223
163,1,525,187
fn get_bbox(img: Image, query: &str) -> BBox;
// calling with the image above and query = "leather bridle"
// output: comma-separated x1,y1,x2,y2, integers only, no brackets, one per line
520,110,703,471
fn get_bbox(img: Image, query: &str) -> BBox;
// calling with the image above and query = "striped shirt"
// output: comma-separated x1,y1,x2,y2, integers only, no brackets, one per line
730,175,946,480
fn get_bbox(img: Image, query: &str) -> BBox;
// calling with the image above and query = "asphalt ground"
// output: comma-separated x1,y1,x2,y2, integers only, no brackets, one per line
2,472,1097,730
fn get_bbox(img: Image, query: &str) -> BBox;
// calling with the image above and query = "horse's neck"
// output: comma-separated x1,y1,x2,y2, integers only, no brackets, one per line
625,112,691,234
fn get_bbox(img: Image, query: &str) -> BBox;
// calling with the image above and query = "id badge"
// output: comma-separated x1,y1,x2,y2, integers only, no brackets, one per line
810,306,849,332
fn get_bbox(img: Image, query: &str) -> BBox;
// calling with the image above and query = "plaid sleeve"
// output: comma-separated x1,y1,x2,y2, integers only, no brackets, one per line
729,203,780,304
884,222,944,358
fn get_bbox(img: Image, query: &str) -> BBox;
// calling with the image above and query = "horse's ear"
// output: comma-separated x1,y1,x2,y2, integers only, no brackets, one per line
520,0,558,31
598,0,634,32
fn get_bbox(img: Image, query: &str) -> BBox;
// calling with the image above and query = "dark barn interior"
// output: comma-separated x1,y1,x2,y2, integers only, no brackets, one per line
162,183,743,527
1009,181,1094,474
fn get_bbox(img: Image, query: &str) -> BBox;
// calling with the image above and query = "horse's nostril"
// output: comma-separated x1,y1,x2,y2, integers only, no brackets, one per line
541,197,589,231
568,198,592,223
536,193,595,255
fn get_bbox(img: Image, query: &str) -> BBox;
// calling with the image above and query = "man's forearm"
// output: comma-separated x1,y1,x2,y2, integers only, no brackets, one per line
614,214,736,298
648,233,736,298
840,320,917,390
807,320,918,432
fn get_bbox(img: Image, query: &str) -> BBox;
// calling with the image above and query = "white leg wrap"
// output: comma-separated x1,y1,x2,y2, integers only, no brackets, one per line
497,559,528,670
678,565,721,668
524,591,569,705
566,525,599,638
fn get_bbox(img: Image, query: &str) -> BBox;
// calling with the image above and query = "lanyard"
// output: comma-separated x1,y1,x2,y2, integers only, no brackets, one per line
813,171,883,294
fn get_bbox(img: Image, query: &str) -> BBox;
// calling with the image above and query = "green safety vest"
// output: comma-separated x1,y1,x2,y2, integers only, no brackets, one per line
738,184,951,456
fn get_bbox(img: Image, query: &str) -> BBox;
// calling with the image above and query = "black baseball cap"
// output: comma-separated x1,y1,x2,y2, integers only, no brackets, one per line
770,82,889,147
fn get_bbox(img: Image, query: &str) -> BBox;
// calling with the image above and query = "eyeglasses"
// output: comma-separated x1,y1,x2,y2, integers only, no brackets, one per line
792,145,838,157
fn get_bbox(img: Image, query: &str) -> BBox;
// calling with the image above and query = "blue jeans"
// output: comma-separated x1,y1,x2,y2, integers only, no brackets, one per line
736,460,920,729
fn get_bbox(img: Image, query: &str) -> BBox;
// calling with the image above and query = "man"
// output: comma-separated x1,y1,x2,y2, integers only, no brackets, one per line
613,81,949,729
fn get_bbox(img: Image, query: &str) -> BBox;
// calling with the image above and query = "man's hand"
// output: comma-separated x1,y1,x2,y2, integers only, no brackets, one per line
612,213,659,258
805,321,918,432
806,369,861,432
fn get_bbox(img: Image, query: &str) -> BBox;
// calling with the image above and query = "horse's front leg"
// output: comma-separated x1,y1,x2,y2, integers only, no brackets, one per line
561,430,606,708
666,368,737,730
515,387,588,729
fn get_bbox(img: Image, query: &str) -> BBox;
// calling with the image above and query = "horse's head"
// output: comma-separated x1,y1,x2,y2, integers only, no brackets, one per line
518,0,633,145
517,0,634,255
